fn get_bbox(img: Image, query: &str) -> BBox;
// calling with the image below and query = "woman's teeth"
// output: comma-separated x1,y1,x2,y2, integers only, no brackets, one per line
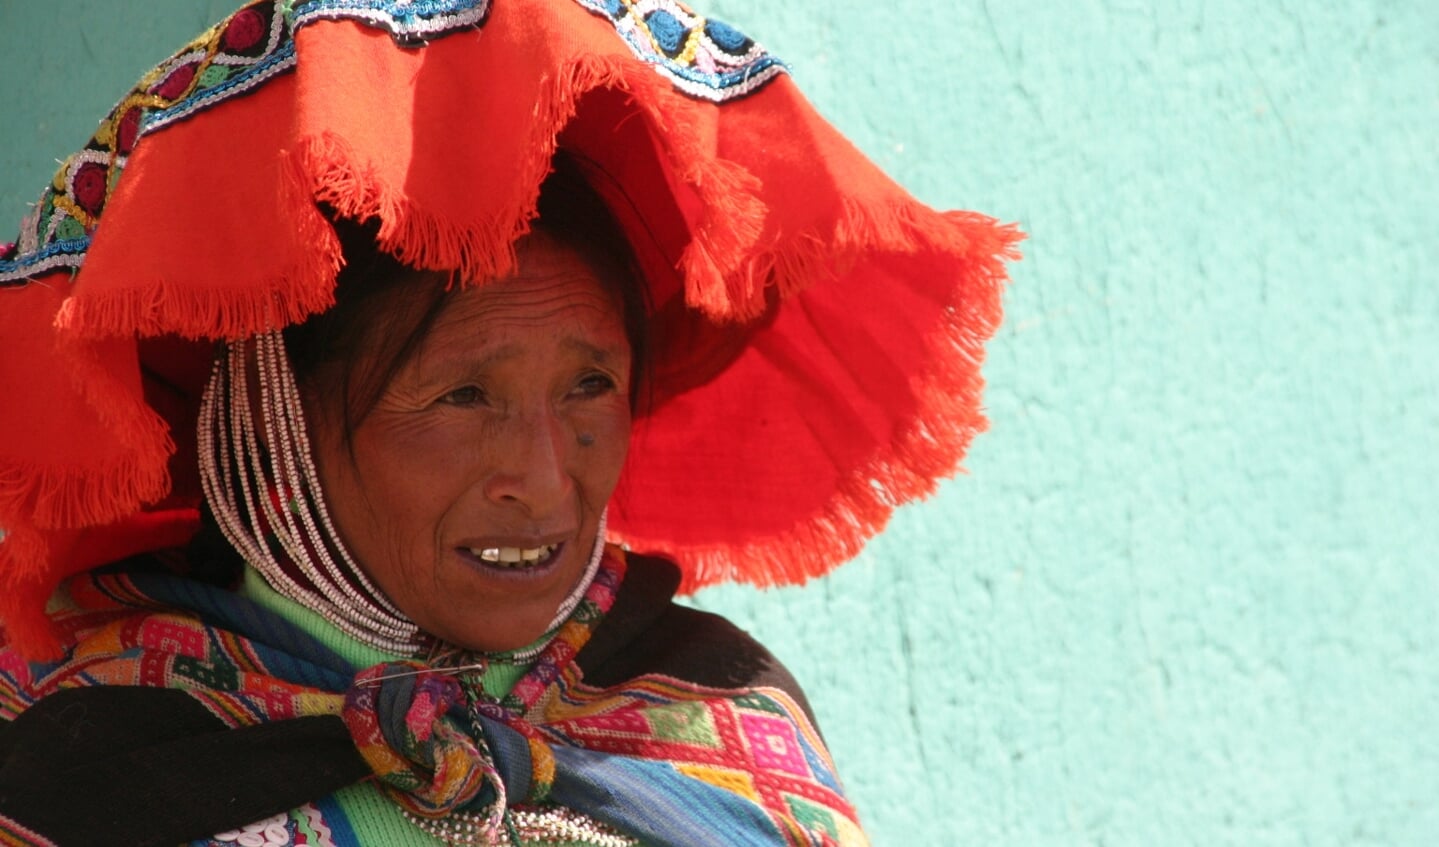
470,544,559,567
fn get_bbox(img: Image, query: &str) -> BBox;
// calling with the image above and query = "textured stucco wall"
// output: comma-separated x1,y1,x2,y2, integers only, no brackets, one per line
3,2,1436,845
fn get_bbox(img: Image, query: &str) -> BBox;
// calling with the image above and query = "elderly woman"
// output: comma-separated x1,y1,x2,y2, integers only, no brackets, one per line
0,1,1018,845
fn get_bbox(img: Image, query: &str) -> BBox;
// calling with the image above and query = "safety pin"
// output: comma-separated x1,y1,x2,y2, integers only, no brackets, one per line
355,660,489,687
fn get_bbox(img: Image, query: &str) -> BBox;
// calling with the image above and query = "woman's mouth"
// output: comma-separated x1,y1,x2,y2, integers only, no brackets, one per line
465,543,561,569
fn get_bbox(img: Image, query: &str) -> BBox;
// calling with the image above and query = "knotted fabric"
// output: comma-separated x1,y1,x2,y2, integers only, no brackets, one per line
343,663,505,826
0,547,866,845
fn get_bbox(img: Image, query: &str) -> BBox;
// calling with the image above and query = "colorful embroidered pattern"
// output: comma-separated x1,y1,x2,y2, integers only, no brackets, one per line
0,548,865,845
570,0,786,103
531,675,859,845
194,800,357,847
0,0,294,286
344,664,502,821
0,0,782,288
194,809,319,847
0,0,488,287
289,0,491,45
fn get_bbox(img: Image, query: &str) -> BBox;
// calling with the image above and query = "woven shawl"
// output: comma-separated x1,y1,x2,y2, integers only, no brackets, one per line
0,549,864,846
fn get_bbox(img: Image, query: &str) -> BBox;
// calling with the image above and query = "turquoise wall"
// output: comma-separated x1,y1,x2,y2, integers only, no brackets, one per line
3,2,1435,845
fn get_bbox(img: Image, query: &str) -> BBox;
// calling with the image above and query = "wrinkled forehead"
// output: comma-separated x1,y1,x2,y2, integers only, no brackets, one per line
422,237,633,352
506,229,632,314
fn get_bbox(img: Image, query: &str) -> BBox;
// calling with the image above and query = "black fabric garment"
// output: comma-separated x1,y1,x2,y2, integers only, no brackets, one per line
0,687,369,846
575,556,817,725
0,554,812,846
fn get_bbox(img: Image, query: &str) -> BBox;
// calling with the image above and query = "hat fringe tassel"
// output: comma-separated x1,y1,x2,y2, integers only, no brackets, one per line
296,55,655,289
638,212,1022,591
54,197,342,343
1,508,203,660
0,528,60,660
3,335,175,532
0,375,173,658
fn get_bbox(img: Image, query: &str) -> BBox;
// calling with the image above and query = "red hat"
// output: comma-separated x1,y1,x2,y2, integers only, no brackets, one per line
0,0,1020,657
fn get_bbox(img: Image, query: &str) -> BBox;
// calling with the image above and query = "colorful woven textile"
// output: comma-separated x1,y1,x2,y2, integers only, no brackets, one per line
0,548,864,845
0,0,1019,658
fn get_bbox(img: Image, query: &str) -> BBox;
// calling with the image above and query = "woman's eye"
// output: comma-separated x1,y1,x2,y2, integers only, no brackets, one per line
573,373,618,398
440,386,486,406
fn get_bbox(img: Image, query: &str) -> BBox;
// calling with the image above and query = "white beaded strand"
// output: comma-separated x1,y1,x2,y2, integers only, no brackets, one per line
510,807,638,847
199,333,423,654
220,337,353,633
401,808,494,846
545,508,606,633
253,331,412,629
254,333,417,650
251,333,337,599
400,805,638,847
261,332,409,618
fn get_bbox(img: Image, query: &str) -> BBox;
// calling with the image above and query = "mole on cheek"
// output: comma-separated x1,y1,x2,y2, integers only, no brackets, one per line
577,432,596,447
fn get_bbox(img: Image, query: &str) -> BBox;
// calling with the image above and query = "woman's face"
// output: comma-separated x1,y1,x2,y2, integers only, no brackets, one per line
309,232,633,652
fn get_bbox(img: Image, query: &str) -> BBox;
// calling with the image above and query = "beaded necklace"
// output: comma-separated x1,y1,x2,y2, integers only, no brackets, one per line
199,331,422,653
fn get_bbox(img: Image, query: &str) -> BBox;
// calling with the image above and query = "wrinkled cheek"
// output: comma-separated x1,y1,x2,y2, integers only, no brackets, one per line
329,435,456,599
587,412,632,503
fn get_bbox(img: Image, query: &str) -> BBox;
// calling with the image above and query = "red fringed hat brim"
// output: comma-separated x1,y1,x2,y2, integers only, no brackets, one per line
0,0,1020,657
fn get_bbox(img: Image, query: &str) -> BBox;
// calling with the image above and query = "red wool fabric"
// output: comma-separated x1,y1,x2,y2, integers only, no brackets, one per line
0,0,1020,658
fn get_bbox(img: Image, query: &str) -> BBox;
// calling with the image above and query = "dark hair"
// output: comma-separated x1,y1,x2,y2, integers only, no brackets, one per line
284,155,650,441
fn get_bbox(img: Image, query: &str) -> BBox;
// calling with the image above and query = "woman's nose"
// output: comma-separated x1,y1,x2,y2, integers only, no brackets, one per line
481,411,573,515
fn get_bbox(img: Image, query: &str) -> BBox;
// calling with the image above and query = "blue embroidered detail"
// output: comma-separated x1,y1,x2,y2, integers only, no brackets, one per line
569,0,787,104
289,0,490,46
312,794,360,846
645,9,687,57
145,41,298,136
703,19,750,53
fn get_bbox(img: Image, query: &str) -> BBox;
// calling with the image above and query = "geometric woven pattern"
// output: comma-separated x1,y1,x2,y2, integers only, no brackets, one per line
532,671,859,844
0,550,867,845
